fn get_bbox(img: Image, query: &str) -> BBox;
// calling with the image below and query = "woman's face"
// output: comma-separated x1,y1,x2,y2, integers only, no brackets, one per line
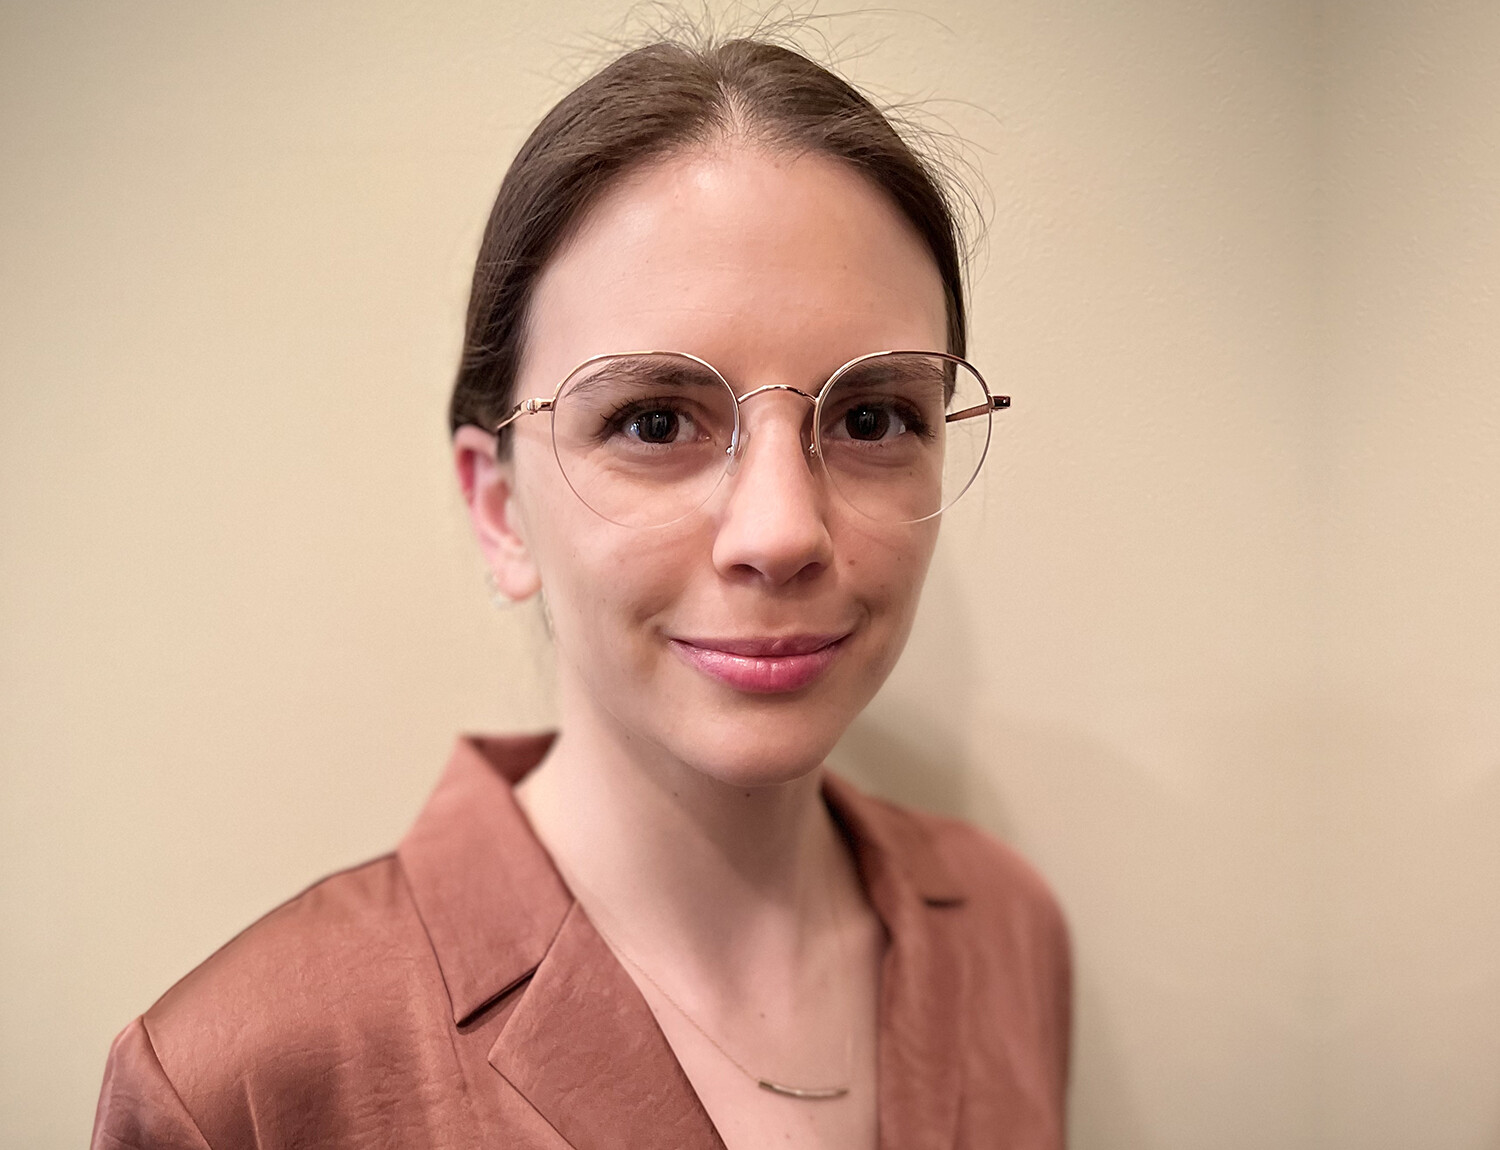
460,144,949,787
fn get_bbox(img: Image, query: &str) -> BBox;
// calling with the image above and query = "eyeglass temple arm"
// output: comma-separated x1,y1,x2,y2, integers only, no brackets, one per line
946,395,1011,423
492,396,555,434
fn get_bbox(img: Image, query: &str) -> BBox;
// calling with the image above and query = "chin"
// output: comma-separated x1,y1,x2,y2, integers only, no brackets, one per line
664,708,855,790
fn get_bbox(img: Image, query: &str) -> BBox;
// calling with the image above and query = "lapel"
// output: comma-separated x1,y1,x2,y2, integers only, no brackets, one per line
400,736,968,1150
824,774,970,1150
488,900,727,1149
398,735,724,1149
398,734,571,1025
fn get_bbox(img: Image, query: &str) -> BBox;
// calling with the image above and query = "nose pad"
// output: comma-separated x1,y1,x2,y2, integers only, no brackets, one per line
724,426,817,476
724,383,820,477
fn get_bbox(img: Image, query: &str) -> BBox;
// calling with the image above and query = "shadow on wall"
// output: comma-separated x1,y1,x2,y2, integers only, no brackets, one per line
826,551,1147,1147
828,543,992,825
831,709,970,821
832,711,1155,1149
831,555,1326,1148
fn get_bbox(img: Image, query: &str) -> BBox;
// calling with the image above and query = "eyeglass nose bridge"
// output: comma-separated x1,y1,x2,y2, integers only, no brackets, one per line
725,383,820,467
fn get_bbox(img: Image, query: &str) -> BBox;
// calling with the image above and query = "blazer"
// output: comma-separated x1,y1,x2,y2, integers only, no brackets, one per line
92,734,1071,1149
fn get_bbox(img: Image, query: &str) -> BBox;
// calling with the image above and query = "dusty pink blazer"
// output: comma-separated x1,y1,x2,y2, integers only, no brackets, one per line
93,734,1071,1149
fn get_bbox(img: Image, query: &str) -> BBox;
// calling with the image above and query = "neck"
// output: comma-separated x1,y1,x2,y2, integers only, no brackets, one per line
515,689,850,975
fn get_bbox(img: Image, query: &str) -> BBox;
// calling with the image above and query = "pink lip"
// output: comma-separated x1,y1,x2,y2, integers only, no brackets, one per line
668,634,848,694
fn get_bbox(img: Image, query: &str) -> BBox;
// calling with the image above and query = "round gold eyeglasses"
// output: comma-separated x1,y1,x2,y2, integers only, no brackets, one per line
492,350,1009,529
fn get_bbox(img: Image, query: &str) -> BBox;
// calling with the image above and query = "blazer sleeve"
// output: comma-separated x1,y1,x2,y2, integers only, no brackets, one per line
92,1017,214,1150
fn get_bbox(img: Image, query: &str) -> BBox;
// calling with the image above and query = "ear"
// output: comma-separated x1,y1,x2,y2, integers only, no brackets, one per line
453,425,542,601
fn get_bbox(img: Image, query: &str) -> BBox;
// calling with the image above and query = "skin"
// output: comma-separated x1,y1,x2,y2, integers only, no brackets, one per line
453,142,949,1150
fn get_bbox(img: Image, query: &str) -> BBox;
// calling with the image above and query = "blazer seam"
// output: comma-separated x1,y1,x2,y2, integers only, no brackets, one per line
138,1016,217,1149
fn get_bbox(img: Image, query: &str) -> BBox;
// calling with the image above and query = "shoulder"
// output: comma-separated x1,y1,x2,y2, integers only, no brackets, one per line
845,786,1068,939
919,806,1071,992
920,807,1068,938
843,786,1071,1005
108,855,460,1147
147,853,426,1041
860,794,1074,1087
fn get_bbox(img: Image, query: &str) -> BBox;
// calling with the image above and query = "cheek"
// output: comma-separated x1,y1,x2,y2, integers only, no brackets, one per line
844,523,938,617
522,498,698,662
563,547,686,633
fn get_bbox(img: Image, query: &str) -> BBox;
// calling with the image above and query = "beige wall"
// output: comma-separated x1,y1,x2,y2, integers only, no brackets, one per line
1320,3,1500,1145
1,2,1495,1147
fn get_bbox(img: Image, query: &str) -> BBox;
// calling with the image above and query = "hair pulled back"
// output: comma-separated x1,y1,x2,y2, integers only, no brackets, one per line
449,37,969,441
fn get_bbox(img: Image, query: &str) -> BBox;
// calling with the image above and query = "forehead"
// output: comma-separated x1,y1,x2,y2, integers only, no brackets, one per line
519,145,948,390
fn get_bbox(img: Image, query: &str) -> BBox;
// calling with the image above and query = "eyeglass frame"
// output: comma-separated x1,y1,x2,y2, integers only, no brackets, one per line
487,348,1011,527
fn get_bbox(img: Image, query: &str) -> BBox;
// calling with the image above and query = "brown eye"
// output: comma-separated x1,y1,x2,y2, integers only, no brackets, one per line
629,409,681,443
844,404,892,441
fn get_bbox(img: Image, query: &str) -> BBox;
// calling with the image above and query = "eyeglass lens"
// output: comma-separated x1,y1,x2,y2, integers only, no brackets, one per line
548,352,992,528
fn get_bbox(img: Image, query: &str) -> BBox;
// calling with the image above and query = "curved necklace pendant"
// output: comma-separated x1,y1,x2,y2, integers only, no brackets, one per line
757,1079,851,1100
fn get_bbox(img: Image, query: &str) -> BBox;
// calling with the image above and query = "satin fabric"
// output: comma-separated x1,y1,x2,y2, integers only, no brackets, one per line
92,734,1070,1149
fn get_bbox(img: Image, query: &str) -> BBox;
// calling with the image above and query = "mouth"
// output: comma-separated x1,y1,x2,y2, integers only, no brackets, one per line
667,633,849,694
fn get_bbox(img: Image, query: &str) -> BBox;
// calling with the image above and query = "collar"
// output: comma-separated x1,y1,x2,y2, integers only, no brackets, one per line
396,732,568,1025
398,734,969,1149
821,770,968,908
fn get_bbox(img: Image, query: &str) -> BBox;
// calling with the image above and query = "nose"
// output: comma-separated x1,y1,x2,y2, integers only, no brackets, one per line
710,392,833,586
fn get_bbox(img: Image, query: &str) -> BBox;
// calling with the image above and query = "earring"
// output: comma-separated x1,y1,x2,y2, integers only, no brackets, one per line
484,569,508,608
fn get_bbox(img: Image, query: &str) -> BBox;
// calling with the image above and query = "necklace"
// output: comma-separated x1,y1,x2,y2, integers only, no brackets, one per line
569,869,855,1101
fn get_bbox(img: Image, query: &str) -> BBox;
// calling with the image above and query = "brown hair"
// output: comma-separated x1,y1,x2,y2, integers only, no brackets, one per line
448,37,969,443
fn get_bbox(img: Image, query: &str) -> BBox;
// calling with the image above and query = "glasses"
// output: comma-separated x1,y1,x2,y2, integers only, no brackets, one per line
492,350,1009,529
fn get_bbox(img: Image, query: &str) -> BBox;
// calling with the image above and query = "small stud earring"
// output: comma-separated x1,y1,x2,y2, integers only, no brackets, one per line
483,569,508,608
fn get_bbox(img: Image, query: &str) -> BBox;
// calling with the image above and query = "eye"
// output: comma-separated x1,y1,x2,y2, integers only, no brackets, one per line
843,403,896,441
827,398,927,443
627,407,683,444
606,401,706,447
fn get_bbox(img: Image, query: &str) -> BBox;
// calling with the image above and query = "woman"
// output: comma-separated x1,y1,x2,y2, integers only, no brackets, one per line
92,36,1070,1150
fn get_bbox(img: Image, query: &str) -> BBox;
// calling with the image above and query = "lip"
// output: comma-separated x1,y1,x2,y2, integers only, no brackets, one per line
668,633,848,694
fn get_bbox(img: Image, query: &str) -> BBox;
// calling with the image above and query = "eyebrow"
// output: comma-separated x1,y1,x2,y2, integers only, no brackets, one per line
838,359,949,385
563,357,726,400
835,358,954,403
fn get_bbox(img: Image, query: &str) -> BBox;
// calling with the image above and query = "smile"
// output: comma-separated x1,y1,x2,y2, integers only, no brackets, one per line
667,634,848,694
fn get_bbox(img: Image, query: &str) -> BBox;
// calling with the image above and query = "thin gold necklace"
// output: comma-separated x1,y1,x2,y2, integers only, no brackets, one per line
571,871,855,1101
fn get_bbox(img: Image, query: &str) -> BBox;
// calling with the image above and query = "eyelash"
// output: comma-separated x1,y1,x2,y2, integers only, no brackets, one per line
598,397,697,440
